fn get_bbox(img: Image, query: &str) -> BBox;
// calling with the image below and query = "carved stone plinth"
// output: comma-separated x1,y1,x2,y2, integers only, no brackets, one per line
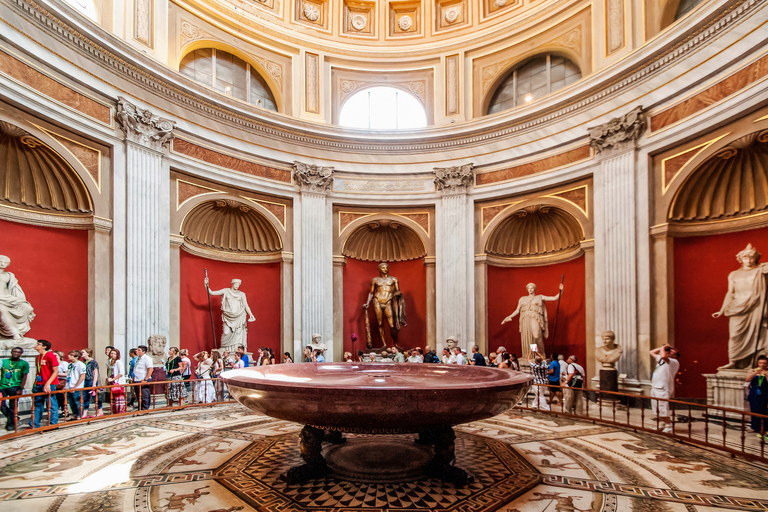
600,368,618,393
704,369,748,410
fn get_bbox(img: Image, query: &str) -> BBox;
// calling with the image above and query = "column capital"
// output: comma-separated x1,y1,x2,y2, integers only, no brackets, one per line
434,164,474,194
589,106,646,155
116,97,176,151
294,161,334,193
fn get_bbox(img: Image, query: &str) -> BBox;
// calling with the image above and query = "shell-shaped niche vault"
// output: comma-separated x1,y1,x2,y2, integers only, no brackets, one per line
671,130,768,221
343,220,427,262
182,199,283,253
486,205,583,257
0,121,92,213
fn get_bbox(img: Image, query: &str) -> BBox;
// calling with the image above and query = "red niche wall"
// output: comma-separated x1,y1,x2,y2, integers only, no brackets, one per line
487,256,586,370
179,251,281,357
673,228,768,399
0,218,88,354
343,258,427,355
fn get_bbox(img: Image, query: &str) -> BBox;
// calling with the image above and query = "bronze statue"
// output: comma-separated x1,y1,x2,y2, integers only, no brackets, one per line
363,263,406,348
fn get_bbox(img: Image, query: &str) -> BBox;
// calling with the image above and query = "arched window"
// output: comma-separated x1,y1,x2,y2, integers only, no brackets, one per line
63,0,97,20
674,0,704,19
487,54,581,115
339,87,427,130
179,48,278,111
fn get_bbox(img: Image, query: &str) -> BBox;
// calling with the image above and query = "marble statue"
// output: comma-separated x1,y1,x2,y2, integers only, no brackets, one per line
205,277,256,353
595,331,623,369
501,282,563,360
0,255,35,347
445,336,458,351
148,334,167,366
363,263,406,348
712,244,768,369
308,333,328,352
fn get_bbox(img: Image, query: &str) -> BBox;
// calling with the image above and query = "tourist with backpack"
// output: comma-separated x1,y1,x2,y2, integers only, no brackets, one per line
564,355,585,415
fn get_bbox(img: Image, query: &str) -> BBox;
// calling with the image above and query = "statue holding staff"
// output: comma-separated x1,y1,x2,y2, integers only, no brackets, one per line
712,244,768,369
363,263,406,348
0,255,35,343
204,277,256,354
501,282,563,361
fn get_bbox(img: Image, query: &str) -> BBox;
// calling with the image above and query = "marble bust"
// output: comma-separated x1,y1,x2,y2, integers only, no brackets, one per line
595,331,623,369
0,255,36,349
148,334,168,366
445,336,458,351
308,332,328,352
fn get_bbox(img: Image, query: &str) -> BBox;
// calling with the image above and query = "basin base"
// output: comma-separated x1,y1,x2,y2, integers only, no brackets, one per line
281,425,473,487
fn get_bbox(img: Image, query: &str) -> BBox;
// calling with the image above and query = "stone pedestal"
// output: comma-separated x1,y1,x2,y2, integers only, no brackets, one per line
599,368,618,392
704,369,748,410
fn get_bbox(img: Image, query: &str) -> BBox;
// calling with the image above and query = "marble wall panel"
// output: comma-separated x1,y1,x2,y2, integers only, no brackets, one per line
0,50,111,125
651,54,768,132
176,180,221,208
475,145,591,186
172,139,292,183
46,131,101,188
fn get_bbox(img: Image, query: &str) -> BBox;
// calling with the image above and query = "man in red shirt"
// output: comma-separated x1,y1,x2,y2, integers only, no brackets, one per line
30,339,59,429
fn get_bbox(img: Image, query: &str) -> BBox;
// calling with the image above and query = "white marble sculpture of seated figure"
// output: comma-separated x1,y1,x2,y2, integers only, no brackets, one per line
0,255,35,341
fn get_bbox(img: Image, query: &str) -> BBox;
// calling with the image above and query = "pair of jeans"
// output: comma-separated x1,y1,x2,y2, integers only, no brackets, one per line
82,378,101,413
67,390,83,418
31,384,59,428
0,386,22,428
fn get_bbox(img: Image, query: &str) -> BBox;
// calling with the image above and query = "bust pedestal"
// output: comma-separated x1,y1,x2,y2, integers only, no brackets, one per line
703,369,748,411
599,368,619,393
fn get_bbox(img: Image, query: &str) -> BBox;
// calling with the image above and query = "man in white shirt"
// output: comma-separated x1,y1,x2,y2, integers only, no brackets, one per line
564,355,585,415
448,347,465,365
650,344,680,434
65,350,86,419
558,354,568,384
133,345,154,411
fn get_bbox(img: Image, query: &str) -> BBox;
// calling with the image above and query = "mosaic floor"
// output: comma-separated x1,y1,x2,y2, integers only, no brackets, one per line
0,405,767,511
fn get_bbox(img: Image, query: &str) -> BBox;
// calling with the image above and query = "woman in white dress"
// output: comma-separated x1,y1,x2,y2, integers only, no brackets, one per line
194,351,216,403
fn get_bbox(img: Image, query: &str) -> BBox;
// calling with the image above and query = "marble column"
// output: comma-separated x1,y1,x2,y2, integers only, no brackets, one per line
116,97,175,349
169,233,184,347
89,219,113,358
294,162,334,358
591,107,646,384
424,256,437,349
281,252,295,360
473,255,488,354
434,164,474,350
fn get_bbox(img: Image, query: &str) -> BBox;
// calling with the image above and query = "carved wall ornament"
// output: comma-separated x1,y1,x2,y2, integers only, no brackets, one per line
444,7,460,23
494,0,508,6
305,53,319,114
134,0,152,47
446,54,459,116
251,56,283,89
339,79,427,106
398,16,413,31
486,206,583,256
0,121,93,214
588,106,646,154
294,161,334,192
182,199,282,253
303,3,321,21
116,97,175,150
179,21,214,48
351,14,367,30
670,130,768,221
434,164,474,193
343,220,427,262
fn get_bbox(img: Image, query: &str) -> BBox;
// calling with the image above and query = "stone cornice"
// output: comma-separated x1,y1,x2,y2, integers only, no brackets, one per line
2,0,763,154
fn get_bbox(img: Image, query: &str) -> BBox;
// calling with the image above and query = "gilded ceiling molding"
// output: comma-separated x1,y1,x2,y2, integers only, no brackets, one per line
294,161,334,192
182,199,283,253
670,130,768,222
588,106,646,154
342,220,427,262
0,121,92,214
116,97,175,150
486,205,583,257
434,164,474,194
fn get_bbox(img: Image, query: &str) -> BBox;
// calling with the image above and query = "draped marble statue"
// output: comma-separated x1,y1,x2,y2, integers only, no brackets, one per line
501,282,563,360
0,255,35,347
205,277,256,353
712,244,768,369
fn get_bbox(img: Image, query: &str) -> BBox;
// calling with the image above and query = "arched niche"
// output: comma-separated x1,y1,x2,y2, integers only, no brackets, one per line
177,198,284,360
177,42,283,113
342,220,427,262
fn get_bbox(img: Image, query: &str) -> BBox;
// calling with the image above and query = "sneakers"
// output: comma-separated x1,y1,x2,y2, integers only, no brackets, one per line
661,426,673,434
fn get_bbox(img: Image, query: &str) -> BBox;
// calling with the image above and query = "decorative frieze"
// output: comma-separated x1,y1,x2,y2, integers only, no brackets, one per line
445,54,459,116
434,164,474,193
116,97,175,151
589,106,646,154
294,161,334,193
305,53,319,114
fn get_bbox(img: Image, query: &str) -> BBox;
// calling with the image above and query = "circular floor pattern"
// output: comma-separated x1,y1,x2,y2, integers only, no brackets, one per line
0,404,767,511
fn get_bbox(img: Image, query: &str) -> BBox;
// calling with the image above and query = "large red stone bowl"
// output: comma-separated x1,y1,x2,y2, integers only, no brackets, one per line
222,363,532,433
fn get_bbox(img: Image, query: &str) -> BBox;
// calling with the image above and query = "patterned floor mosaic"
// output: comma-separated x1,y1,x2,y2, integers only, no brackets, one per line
0,404,766,511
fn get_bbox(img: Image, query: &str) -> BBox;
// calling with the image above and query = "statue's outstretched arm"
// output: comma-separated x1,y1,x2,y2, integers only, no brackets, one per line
542,284,564,302
207,288,225,297
501,306,520,325
243,297,256,322
363,279,376,308
712,276,735,318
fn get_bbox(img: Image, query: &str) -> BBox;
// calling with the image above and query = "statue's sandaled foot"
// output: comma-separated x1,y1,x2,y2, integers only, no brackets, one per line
717,363,736,370
280,463,329,484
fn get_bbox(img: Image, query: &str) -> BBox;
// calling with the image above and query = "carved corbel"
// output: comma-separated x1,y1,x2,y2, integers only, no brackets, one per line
293,161,334,193
588,106,646,154
434,164,474,194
